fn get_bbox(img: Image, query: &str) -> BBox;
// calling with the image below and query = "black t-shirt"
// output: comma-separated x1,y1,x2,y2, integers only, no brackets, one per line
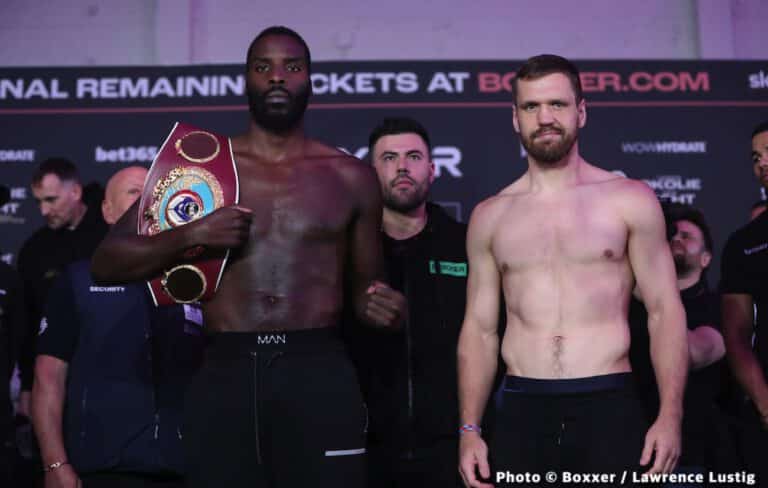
720,211,768,375
680,279,724,407
34,273,78,362
629,278,723,415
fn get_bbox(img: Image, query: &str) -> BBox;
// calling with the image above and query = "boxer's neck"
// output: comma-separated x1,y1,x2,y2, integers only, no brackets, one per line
245,121,307,162
382,204,428,240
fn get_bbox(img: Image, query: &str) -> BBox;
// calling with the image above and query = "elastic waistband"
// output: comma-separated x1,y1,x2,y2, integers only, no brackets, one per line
501,373,632,395
205,327,344,357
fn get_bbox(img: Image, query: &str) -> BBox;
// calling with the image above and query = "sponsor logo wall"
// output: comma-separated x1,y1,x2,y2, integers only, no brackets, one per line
1,61,767,280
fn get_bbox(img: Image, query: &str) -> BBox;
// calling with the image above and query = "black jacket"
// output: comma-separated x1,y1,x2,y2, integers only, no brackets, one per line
351,203,469,452
16,204,108,390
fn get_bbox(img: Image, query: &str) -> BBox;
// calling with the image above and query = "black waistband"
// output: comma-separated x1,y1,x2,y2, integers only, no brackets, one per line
501,373,633,395
205,327,344,357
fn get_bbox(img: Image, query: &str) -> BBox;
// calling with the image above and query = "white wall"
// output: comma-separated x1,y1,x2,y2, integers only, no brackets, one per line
0,0,765,67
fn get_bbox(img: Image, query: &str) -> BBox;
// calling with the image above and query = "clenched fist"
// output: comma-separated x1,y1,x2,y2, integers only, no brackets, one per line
188,205,252,249
363,280,407,329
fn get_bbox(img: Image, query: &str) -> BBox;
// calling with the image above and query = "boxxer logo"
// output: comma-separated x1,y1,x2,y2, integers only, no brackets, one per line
339,146,463,178
95,145,158,163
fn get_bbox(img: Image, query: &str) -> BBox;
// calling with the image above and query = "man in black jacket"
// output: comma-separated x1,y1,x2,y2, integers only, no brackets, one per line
17,158,108,416
355,117,468,487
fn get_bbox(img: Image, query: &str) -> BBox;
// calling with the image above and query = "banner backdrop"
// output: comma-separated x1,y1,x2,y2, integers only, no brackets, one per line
2,60,768,281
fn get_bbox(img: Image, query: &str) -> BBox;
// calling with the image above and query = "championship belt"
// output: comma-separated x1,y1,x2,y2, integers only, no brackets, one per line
138,122,239,306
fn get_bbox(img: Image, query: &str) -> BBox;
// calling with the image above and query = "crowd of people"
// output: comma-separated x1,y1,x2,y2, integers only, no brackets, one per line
0,25,766,488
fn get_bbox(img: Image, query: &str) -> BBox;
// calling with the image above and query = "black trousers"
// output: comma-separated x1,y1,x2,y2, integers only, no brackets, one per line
491,374,648,488
81,472,184,488
184,329,368,488
367,438,462,488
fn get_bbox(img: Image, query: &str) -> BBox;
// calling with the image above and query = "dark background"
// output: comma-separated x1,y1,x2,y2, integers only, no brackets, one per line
2,60,767,283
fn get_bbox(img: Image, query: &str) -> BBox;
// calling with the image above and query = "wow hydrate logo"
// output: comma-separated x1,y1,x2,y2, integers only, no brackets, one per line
0,149,36,162
478,71,710,94
621,141,707,155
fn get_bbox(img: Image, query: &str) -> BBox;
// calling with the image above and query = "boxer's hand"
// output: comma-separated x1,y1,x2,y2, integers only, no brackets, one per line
45,464,81,488
364,280,406,329
188,206,252,249
459,434,493,488
640,413,681,474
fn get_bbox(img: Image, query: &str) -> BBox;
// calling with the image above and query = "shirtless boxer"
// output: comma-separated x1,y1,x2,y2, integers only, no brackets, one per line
91,26,404,488
456,55,687,487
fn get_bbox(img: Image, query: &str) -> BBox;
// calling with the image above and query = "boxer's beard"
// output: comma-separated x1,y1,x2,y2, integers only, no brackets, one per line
382,176,430,213
521,126,577,164
247,81,310,133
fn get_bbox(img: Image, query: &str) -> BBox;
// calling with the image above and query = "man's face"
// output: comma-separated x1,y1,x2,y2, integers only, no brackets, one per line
31,174,82,229
670,219,711,278
102,166,147,224
513,73,586,164
752,130,768,189
246,34,310,133
372,133,435,214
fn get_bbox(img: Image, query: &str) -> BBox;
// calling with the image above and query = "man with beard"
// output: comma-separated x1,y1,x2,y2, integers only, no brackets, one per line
721,120,768,482
352,117,468,488
457,55,687,488
91,26,405,488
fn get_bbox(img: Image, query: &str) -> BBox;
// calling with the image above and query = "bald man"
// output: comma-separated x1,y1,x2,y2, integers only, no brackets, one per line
30,167,204,488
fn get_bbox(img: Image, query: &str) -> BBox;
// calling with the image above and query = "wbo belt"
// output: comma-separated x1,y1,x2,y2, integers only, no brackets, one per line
137,121,239,306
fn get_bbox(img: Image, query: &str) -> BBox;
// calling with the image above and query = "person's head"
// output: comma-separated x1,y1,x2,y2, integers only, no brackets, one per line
245,26,311,133
30,157,84,229
512,54,586,165
752,120,768,189
102,166,147,224
666,205,713,280
750,200,767,221
368,117,435,214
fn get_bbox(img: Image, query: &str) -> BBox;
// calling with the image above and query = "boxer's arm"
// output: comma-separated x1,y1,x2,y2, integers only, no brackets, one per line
343,163,399,328
626,183,687,415
458,201,501,428
458,201,500,488
625,182,686,473
91,200,251,284
688,325,725,370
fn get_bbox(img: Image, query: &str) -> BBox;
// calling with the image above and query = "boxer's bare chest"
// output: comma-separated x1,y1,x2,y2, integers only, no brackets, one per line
236,156,354,243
